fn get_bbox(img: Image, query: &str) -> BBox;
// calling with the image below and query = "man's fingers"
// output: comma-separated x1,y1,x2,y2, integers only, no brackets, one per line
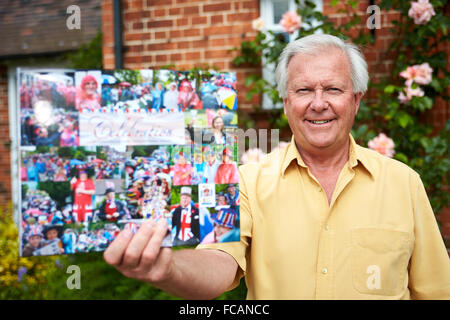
104,228,133,266
122,219,156,267
147,247,173,284
140,219,170,268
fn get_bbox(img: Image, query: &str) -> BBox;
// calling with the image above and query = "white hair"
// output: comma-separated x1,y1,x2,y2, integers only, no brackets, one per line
275,34,369,99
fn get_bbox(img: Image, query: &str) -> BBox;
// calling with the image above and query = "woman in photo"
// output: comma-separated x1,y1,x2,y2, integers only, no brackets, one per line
59,120,78,147
76,74,101,111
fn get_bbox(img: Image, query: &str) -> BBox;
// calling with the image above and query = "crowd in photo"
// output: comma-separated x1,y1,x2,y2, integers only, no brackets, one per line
18,68,241,257
20,73,76,111
171,144,239,186
22,222,121,256
20,149,125,183
124,148,172,220
21,109,79,147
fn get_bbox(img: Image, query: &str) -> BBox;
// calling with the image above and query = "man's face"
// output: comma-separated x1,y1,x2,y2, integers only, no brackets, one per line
180,194,191,207
106,192,115,201
227,186,235,196
79,173,87,181
283,48,362,154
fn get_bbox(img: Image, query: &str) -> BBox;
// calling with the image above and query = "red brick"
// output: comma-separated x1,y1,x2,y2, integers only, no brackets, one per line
211,15,224,24
186,51,202,60
168,7,181,15
132,22,144,30
183,28,201,37
147,0,172,5
155,54,168,62
176,41,191,49
155,31,167,39
125,44,144,53
192,16,207,25
227,12,258,23
204,25,233,36
242,0,259,10
205,49,230,59
170,53,183,61
169,30,183,38
203,3,231,13
154,8,166,17
184,6,199,15
124,56,142,65
147,20,173,28
177,18,189,27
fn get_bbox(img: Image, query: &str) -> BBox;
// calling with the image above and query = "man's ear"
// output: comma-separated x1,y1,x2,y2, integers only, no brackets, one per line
283,98,288,115
354,92,363,115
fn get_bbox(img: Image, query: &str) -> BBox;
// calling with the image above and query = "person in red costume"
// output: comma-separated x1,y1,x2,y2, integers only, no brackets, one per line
172,152,192,186
70,171,95,222
76,74,101,111
177,80,201,111
214,147,239,184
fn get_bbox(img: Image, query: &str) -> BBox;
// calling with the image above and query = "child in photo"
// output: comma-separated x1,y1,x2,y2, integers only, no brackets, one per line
22,225,45,257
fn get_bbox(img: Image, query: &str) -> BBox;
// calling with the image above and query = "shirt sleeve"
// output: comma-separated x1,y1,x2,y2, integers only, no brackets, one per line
408,171,450,299
196,167,252,290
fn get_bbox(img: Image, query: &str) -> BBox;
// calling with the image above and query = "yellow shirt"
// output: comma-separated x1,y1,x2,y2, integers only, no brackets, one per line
197,135,450,299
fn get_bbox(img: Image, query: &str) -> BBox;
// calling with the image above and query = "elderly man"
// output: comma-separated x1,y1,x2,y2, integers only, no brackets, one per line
104,34,450,299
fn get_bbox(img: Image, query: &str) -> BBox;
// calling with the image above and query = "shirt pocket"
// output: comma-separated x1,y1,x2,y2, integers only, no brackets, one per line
351,228,412,296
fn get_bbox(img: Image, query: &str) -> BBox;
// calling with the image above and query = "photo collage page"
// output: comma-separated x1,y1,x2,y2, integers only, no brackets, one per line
18,68,240,256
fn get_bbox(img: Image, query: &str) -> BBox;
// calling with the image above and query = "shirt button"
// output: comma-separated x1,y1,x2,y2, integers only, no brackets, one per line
324,225,329,231
318,187,322,192
322,268,328,275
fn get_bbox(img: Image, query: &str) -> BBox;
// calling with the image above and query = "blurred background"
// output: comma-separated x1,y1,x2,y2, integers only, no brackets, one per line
0,0,448,299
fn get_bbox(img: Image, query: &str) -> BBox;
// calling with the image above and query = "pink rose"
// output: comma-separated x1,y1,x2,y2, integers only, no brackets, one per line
280,11,302,34
412,62,433,85
252,17,265,31
399,63,433,85
368,133,395,158
408,0,436,25
398,81,425,104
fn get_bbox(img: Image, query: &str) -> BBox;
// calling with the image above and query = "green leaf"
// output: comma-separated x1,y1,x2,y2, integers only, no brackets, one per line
430,78,443,92
398,113,411,128
394,153,408,164
384,85,396,94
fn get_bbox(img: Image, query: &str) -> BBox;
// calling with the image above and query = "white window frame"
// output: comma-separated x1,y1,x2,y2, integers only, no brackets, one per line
260,0,323,109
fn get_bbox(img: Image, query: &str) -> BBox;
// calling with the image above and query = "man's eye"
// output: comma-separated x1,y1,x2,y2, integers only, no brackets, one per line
328,88,341,92
296,88,309,93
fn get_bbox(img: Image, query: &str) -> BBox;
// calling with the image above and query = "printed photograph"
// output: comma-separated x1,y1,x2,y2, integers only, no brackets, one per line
18,68,240,256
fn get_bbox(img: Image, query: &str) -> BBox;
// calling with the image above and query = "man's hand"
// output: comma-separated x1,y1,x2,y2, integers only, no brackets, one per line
104,218,173,284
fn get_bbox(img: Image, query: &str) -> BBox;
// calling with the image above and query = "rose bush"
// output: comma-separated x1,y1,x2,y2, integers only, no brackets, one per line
233,0,449,215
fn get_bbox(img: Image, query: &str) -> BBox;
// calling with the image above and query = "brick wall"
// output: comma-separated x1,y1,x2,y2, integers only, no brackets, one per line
102,0,261,109
0,65,11,209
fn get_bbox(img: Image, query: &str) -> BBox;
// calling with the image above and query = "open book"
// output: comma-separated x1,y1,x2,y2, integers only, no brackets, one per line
17,68,240,257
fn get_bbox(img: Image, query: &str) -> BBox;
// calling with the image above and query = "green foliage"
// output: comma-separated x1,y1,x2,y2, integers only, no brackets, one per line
66,31,103,69
0,204,59,299
233,0,449,214
114,69,142,85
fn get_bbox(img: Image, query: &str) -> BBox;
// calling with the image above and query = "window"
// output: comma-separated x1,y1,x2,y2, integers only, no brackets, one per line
260,0,323,109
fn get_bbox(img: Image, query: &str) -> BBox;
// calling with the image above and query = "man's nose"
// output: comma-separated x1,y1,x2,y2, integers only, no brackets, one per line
310,90,328,112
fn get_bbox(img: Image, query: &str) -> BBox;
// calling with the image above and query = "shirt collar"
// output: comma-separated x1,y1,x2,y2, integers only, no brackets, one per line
281,134,375,179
